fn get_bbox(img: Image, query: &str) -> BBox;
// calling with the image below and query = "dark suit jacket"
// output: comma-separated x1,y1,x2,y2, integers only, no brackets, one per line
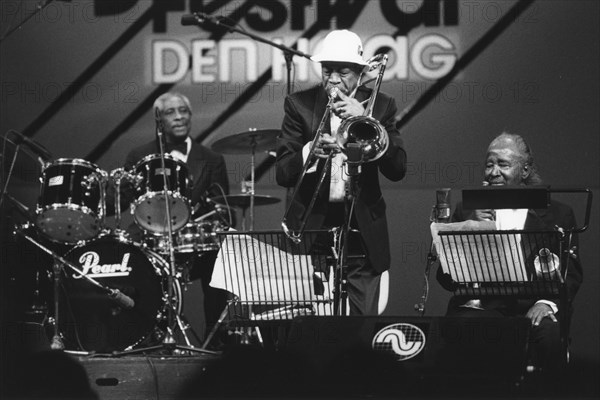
120,139,230,220
276,85,407,273
437,200,583,315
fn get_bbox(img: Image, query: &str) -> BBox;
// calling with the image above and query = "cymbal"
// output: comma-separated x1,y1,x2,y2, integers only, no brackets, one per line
211,194,280,209
211,129,280,154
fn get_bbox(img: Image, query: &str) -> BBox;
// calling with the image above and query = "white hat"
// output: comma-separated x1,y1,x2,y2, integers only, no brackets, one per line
311,30,368,67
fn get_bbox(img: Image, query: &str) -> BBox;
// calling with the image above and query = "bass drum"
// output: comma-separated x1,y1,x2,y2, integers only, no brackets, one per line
60,235,181,353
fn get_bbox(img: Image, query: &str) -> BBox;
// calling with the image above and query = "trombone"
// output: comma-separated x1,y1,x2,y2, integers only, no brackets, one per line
281,87,339,243
281,55,389,243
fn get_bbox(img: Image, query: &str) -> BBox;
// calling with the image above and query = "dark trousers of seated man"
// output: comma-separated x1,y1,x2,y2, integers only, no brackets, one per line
446,300,567,381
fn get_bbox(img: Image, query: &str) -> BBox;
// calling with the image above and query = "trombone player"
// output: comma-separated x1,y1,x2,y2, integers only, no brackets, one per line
276,30,407,315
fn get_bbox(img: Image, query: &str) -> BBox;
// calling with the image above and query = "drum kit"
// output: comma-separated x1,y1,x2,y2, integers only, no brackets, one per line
2,128,281,355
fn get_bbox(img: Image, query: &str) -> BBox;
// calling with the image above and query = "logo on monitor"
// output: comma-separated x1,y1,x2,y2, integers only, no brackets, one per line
372,323,426,361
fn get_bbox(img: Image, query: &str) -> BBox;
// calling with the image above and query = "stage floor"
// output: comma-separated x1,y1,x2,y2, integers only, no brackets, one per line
2,319,599,399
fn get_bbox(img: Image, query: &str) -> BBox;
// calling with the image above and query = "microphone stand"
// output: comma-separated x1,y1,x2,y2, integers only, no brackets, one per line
184,12,313,232
118,112,217,356
415,193,450,316
335,143,363,315
155,117,179,349
0,0,57,44
414,238,437,316
183,14,312,92
414,201,438,316
0,142,22,209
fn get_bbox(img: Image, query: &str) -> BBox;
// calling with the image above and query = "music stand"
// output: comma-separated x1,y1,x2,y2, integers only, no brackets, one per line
202,230,334,349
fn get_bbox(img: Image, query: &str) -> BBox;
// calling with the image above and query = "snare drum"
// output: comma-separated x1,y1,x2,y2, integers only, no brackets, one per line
132,154,191,234
36,158,105,244
145,221,221,254
60,235,181,353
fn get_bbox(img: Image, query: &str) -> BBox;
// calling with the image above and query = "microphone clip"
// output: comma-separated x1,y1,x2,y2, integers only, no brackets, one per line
154,107,164,137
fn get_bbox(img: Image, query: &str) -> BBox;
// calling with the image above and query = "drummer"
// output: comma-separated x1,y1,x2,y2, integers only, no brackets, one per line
119,91,232,343
122,91,231,219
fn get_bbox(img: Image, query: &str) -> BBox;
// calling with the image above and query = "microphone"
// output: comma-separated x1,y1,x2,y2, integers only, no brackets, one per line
181,12,215,26
108,288,135,309
8,130,52,161
205,197,227,212
434,188,451,223
205,197,233,227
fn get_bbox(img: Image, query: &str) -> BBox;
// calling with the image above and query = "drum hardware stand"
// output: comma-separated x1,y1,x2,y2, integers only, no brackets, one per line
201,296,239,350
109,168,128,233
14,224,136,351
83,168,109,235
25,269,49,320
118,110,217,356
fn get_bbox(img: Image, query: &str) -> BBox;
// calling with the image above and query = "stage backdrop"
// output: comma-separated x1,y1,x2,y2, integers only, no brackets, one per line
1,0,598,369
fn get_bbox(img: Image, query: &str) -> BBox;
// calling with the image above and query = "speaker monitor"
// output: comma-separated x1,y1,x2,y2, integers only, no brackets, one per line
283,316,531,392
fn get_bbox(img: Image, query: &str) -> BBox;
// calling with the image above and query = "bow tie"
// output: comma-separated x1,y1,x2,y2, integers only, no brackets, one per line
165,142,188,154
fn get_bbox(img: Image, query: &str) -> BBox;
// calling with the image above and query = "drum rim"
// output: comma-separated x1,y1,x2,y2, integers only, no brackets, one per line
43,158,102,171
35,205,101,244
132,190,190,206
143,220,218,237
36,202,101,218
143,220,221,253
133,153,188,171
132,191,192,232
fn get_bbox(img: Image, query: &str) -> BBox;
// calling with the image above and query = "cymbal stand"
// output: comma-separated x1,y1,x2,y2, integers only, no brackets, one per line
237,130,259,231
109,168,126,233
248,130,257,230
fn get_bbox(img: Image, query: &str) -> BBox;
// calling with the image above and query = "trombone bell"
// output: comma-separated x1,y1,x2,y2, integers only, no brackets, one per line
337,54,389,163
338,115,389,162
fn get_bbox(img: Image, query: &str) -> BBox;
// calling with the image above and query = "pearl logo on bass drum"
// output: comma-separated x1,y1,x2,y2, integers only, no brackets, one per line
73,251,133,279
372,323,426,361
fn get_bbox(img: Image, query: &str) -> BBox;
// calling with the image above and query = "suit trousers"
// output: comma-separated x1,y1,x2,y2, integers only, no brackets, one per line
314,203,381,316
